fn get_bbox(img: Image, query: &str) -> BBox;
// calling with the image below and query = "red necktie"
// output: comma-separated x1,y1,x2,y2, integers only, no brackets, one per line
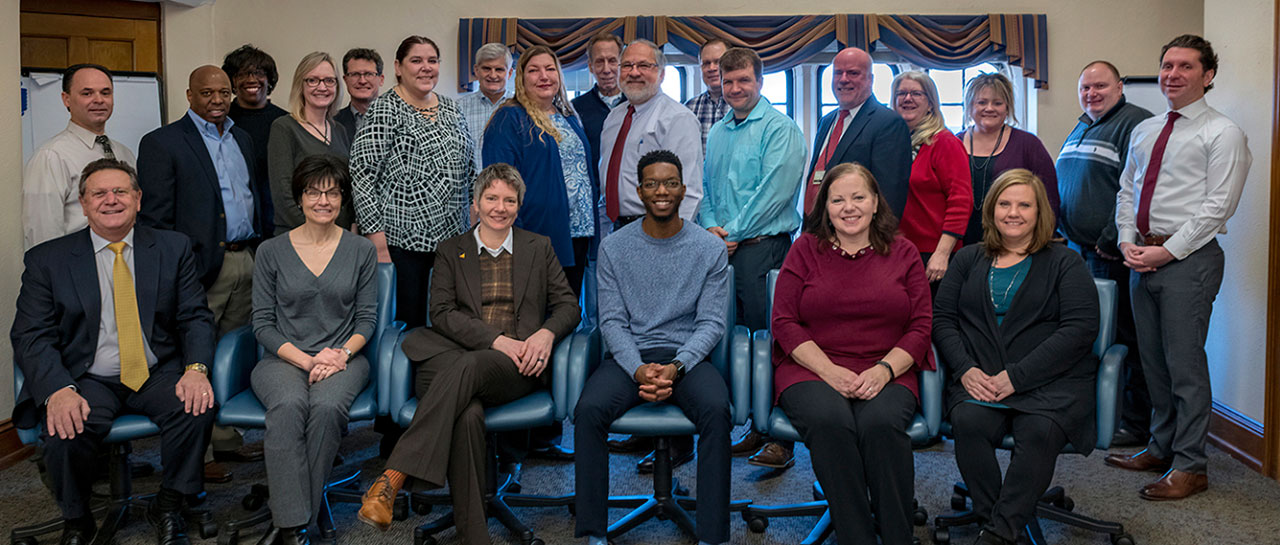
1136,111,1182,236
804,109,849,214
605,105,636,223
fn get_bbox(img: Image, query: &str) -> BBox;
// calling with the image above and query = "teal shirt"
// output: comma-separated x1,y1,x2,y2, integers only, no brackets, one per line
699,98,807,241
991,256,1032,324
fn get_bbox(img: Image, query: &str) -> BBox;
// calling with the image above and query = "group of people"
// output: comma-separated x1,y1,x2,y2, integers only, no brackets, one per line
13,26,1248,545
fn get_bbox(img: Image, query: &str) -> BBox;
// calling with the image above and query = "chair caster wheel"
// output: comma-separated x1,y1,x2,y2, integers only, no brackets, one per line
217,529,239,545
950,493,966,511
913,506,928,526
567,503,576,515
674,486,689,497
527,539,545,545
13,537,38,545
414,529,436,545
411,499,432,516
393,498,409,521
198,520,218,538
242,494,264,511
1111,534,1135,545
746,515,768,533
933,527,950,544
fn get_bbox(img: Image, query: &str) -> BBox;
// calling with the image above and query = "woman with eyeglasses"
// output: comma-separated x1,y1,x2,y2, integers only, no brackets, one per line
350,35,475,329
483,45,598,296
251,155,378,545
268,52,356,236
956,73,1058,247
892,71,973,286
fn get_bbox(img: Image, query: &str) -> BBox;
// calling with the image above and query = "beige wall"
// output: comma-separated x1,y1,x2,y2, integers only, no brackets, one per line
1204,0,1274,423
1,0,21,419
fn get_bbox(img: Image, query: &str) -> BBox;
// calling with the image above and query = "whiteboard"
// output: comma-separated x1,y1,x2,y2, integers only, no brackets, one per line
1122,76,1169,115
21,71,164,166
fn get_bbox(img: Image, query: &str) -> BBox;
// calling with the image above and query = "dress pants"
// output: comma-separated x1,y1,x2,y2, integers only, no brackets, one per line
251,355,369,528
1072,242,1149,438
573,349,731,544
951,402,1067,542
385,348,542,544
207,248,255,452
387,246,435,329
43,366,213,518
1130,239,1223,473
728,234,790,331
779,381,917,545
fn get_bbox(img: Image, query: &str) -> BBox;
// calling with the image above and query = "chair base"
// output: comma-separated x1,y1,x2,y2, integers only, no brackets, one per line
10,443,216,545
742,481,927,545
931,483,1135,545
215,470,409,545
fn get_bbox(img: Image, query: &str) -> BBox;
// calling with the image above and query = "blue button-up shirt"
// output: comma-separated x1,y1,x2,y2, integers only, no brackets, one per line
186,109,256,241
699,98,806,241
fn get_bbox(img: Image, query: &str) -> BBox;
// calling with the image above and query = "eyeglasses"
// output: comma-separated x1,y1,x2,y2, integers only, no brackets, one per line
620,62,659,72
895,90,926,99
305,77,339,88
86,187,135,200
640,178,683,190
303,188,342,201
346,72,380,81
237,69,268,80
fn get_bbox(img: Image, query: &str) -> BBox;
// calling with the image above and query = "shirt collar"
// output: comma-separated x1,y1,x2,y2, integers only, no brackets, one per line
186,109,234,138
597,86,624,108
90,227,136,254
723,97,773,127
1077,95,1129,126
1171,96,1209,120
474,227,514,256
65,121,105,150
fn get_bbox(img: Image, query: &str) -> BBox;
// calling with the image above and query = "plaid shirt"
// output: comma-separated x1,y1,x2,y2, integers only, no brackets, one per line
684,91,729,150
457,90,511,169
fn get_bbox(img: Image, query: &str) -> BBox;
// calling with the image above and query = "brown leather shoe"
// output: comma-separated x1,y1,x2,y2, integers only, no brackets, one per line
731,430,767,457
203,461,233,484
747,441,795,469
1104,449,1172,473
358,474,396,530
1139,469,1208,501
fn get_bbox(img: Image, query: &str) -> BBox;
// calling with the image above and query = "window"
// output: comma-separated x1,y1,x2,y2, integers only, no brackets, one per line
760,70,794,118
817,63,896,119
661,65,685,102
926,62,1000,132
562,65,686,103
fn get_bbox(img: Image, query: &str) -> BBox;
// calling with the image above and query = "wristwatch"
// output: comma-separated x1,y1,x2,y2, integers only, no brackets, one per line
670,360,687,383
184,362,209,375
341,347,354,361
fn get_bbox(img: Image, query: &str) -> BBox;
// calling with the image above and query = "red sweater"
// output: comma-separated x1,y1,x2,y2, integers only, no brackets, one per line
899,129,973,253
771,234,935,402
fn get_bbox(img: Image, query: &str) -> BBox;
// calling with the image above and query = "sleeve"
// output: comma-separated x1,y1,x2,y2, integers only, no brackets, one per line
932,247,981,382
482,107,524,171
350,240,379,342
894,243,935,370
933,134,975,238
22,148,75,251
676,245,728,368
349,99,392,234
267,120,305,232
425,243,502,350
698,123,725,229
720,120,807,239
136,131,177,230
1115,134,1142,246
172,235,216,365
870,115,915,217
770,238,814,357
536,237,582,340
595,239,643,379
251,241,289,354
1162,124,1252,260
10,252,76,404
1025,134,1060,217
1006,251,1100,392
671,111,706,221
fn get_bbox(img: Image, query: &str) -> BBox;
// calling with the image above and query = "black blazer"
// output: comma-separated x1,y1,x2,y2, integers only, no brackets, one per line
10,226,216,429
808,97,913,217
571,84,624,173
400,227,581,366
136,114,268,287
932,242,1099,453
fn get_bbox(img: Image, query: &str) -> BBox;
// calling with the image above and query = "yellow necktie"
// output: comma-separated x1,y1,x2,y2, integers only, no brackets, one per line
109,242,148,391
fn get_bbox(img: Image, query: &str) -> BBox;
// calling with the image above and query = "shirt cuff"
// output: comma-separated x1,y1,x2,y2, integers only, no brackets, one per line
44,384,77,406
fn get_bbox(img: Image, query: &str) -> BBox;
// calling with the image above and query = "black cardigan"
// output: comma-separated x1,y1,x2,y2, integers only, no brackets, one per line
933,242,1099,453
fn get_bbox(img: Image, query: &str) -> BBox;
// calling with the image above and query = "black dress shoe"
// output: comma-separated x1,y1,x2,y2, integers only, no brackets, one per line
59,520,95,545
636,442,696,474
499,461,523,481
1111,427,1147,448
255,527,281,545
608,435,653,453
528,443,575,460
213,443,266,463
147,501,192,545
281,526,310,545
974,529,1014,545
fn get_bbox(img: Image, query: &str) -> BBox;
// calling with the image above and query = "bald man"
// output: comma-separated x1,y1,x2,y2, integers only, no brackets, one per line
801,47,911,217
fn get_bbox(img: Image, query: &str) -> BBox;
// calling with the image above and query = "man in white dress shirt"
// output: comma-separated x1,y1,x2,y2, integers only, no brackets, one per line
1105,34,1251,502
23,64,137,250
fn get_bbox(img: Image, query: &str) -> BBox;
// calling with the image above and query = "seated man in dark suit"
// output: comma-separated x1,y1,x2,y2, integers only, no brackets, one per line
574,150,732,545
11,158,218,545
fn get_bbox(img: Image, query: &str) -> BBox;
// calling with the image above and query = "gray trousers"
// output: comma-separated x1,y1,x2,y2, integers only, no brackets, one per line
1130,239,1223,473
251,354,369,528
386,348,542,545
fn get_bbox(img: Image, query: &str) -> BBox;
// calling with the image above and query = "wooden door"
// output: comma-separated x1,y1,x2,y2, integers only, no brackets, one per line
19,0,161,74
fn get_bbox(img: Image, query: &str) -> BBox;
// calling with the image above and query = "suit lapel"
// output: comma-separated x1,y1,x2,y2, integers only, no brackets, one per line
133,227,159,338
180,116,223,197
808,112,835,175
832,100,878,161
511,230,533,315
455,231,483,314
69,231,101,332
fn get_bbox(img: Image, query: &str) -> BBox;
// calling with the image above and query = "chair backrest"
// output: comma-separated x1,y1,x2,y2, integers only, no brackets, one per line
12,367,37,444
1092,278,1117,359
705,264,736,382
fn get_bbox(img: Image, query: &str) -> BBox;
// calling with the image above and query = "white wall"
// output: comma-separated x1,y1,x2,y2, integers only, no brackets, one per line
1203,0,1274,424
1,0,22,419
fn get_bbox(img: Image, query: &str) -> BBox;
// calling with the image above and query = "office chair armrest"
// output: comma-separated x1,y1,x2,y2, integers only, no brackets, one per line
373,322,406,417
565,328,601,422
920,347,945,440
552,335,573,420
211,325,257,406
727,325,752,426
386,329,413,427
1095,343,1128,450
750,329,775,434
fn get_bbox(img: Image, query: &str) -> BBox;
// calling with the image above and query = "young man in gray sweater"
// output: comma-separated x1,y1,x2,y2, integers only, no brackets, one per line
574,150,731,545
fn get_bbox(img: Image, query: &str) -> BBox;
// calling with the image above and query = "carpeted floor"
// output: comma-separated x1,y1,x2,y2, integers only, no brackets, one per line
3,421,1278,544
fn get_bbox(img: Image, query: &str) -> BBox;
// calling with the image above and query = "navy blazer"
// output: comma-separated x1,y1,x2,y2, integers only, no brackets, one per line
10,226,217,429
808,97,913,218
136,114,268,287
482,105,600,267
571,84,625,173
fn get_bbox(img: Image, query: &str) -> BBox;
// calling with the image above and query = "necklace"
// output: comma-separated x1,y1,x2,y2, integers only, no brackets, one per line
303,118,330,145
830,238,873,260
397,85,438,121
968,124,1007,211
988,254,1025,309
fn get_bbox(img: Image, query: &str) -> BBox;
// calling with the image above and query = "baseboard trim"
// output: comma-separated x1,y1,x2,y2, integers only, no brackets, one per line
0,419,35,471
1208,401,1264,473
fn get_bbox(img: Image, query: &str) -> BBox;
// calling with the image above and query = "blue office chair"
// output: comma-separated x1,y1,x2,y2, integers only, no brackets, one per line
9,369,217,544
385,328,580,545
211,262,404,544
741,268,940,544
931,277,1134,545
563,265,752,541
